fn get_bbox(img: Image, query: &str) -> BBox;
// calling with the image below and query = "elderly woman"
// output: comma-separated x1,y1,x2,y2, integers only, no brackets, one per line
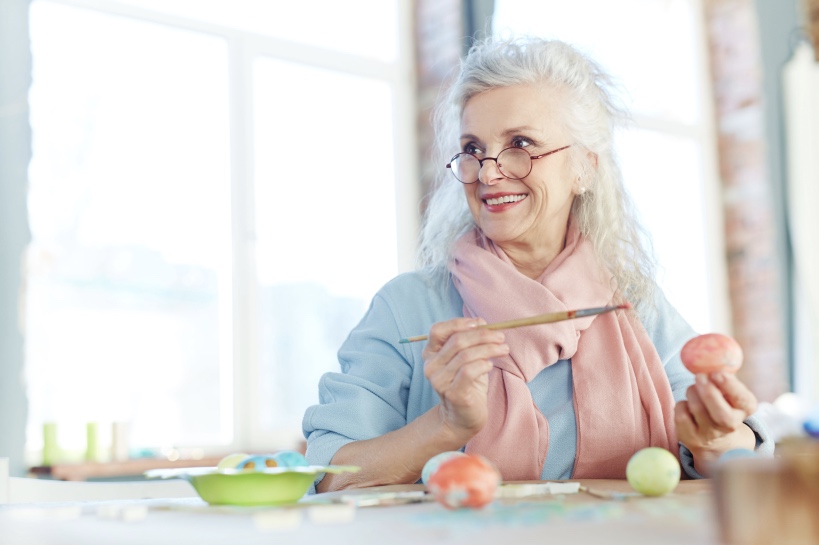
303,36,772,492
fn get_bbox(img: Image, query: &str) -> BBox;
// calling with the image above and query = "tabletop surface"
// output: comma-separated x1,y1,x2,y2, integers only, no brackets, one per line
0,479,719,545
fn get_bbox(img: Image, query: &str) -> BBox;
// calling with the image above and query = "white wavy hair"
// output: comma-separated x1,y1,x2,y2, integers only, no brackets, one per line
418,35,657,313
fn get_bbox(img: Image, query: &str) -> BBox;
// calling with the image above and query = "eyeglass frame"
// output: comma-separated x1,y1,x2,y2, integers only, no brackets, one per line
445,144,572,184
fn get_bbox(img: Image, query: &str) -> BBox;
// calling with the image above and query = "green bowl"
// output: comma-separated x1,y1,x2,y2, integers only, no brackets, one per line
145,465,359,506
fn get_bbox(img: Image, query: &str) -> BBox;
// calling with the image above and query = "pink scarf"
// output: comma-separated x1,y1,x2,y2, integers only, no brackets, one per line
449,221,678,480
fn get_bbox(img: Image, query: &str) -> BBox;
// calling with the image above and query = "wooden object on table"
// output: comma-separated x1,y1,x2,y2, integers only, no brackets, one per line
29,456,223,482
714,438,819,545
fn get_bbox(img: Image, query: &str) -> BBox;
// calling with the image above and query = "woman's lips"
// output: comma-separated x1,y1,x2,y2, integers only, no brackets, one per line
481,193,528,211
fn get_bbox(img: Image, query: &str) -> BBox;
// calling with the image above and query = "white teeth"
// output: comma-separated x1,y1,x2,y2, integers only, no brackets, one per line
485,194,527,205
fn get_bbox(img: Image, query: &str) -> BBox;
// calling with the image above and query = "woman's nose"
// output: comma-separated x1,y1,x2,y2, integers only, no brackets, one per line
478,158,504,185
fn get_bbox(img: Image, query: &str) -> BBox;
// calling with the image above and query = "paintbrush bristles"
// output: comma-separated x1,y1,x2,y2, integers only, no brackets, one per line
398,303,628,344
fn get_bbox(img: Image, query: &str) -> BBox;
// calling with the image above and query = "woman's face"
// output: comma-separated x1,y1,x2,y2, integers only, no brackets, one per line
459,84,579,251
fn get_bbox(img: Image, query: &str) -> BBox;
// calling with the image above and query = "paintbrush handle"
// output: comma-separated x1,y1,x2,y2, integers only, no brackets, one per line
482,310,576,331
398,304,628,344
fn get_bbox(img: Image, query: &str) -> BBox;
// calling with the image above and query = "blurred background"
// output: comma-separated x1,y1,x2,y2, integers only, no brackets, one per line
1,0,816,477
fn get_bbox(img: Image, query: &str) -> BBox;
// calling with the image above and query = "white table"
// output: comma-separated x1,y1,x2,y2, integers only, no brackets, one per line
0,480,718,545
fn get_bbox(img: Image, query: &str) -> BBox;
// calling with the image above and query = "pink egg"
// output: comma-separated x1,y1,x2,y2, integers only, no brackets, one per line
427,454,501,509
422,451,465,485
680,333,743,374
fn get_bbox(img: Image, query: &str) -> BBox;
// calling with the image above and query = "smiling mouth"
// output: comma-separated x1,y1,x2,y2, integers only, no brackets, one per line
483,194,528,206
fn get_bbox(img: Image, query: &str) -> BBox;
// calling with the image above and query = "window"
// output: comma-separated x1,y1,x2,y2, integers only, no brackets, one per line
25,0,416,463
493,0,728,334
251,59,398,440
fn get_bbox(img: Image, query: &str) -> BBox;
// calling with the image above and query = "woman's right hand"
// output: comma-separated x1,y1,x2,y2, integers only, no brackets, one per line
318,318,509,492
422,318,509,443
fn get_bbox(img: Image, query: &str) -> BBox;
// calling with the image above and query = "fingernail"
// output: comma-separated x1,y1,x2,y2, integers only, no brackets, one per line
711,372,725,383
696,374,708,386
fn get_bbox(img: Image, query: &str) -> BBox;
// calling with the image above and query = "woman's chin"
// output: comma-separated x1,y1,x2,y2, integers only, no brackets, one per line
477,227,522,246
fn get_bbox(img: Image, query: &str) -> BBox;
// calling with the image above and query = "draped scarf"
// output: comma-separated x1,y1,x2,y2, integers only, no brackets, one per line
449,220,678,480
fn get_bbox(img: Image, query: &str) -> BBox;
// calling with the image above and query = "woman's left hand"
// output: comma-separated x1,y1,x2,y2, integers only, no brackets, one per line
674,372,758,476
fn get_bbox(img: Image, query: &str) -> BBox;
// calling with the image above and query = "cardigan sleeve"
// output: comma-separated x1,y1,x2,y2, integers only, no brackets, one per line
302,290,414,484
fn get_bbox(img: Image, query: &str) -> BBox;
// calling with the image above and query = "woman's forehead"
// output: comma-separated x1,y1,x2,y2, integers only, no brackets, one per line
459,84,568,139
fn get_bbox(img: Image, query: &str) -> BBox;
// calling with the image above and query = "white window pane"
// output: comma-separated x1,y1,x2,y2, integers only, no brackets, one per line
493,0,701,125
110,0,398,61
253,58,398,431
27,1,232,453
616,128,713,333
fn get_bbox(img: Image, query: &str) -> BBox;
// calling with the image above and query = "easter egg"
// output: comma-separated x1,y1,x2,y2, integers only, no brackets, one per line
680,333,743,375
217,453,249,469
427,454,501,509
718,448,757,464
422,451,466,485
271,450,308,468
626,447,681,497
236,455,279,470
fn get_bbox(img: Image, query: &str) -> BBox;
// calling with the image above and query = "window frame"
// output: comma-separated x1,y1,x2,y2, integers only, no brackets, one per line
25,0,419,462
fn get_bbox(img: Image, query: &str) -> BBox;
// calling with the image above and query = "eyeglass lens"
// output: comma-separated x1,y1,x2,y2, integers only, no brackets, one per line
450,148,532,183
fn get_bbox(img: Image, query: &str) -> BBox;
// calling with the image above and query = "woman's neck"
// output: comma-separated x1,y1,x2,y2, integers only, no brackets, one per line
498,237,565,280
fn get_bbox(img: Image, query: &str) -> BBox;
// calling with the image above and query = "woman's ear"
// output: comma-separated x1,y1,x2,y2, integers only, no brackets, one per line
574,152,597,195
587,151,598,169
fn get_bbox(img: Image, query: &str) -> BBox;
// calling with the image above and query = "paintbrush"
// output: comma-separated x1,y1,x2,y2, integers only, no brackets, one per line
398,303,631,344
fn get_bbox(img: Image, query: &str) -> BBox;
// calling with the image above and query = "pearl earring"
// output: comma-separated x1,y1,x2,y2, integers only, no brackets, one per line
578,187,587,195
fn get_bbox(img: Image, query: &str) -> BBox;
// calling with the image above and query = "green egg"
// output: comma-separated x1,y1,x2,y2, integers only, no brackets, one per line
626,447,681,496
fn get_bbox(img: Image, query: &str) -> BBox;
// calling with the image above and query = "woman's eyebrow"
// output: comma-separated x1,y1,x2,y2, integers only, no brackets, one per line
458,132,481,142
500,125,538,136
460,126,540,141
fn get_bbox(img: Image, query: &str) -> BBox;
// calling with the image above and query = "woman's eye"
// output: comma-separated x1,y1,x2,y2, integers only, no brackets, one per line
463,143,482,155
511,136,533,148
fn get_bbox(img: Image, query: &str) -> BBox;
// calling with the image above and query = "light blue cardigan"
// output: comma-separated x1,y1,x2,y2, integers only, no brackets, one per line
303,270,772,486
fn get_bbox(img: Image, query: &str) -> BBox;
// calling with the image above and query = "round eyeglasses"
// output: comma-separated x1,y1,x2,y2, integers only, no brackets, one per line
446,145,571,184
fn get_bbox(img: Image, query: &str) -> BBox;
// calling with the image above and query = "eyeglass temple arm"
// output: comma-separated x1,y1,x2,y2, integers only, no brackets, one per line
531,145,571,160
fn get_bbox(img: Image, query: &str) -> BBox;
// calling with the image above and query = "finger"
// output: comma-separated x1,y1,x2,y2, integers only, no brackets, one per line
426,328,506,379
685,385,720,434
424,318,486,354
453,358,494,385
709,372,758,415
674,401,699,444
423,319,489,377
448,359,494,396
694,374,745,431
427,341,508,391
